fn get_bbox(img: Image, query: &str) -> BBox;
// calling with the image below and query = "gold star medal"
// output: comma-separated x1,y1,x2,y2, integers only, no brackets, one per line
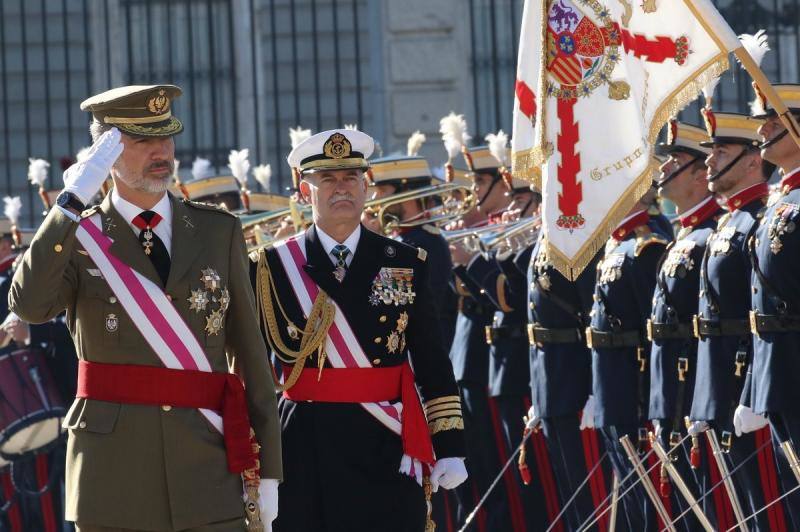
396,312,409,333
205,309,224,335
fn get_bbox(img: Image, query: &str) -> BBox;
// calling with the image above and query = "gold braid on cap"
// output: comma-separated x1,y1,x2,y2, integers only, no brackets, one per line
256,251,335,390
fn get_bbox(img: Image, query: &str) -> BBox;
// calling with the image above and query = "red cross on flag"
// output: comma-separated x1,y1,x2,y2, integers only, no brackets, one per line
512,0,741,279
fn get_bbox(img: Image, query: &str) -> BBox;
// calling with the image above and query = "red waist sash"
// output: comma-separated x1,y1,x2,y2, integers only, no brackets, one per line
283,362,434,464
76,360,257,474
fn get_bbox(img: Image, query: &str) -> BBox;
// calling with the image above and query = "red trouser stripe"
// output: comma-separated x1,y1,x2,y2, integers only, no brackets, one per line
1,469,21,532
486,397,526,531
522,397,563,531
442,490,454,532
587,428,609,532
35,453,56,532
756,427,787,532
706,438,733,530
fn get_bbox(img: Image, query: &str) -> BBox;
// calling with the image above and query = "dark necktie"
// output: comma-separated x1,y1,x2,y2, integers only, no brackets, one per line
132,210,171,286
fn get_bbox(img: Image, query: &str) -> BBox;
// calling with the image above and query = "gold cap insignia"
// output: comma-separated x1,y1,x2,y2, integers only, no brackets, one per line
147,89,170,115
323,133,352,159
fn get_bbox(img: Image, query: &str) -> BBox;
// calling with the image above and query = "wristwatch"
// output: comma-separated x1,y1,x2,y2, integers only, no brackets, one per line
56,191,86,212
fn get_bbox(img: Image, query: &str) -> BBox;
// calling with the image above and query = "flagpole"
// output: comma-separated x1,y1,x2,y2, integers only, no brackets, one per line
687,0,800,150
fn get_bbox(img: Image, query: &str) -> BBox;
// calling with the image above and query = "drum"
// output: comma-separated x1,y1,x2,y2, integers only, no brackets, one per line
0,348,65,458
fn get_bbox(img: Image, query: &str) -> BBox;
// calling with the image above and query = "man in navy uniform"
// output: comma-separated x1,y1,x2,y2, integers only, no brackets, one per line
257,129,467,532
745,83,800,523
588,186,670,530
688,109,790,530
462,171,550,531
524,197,611,529
648,120,722,528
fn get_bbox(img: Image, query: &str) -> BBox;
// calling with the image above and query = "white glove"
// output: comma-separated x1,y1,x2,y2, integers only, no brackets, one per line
687,420,709,437
243,479,279,530
579,395,596,430
525,404,541,430
399,454,424,486
63,128,123,204
652,419,663,440
429,457,468,492
733,405,768,436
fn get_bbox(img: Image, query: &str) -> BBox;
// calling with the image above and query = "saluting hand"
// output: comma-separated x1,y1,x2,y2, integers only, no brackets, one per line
63,127,124,205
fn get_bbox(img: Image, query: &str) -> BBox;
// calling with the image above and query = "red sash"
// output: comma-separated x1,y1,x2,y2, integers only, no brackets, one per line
76,360,257,473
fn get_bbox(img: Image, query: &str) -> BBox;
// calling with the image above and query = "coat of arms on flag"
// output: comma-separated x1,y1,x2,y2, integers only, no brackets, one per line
512,0,736,279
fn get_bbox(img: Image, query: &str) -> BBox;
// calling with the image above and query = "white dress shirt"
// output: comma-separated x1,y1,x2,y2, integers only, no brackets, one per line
316,225,361,267
112,189,173,256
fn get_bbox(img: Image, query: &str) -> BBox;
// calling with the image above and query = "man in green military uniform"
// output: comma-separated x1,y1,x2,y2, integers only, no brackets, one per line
9,84,282,531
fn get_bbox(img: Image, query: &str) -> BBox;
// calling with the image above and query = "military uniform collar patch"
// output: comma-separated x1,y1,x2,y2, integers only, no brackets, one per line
679,196,720,228
725,182,769,212
611,210,649,241
779,166,800,195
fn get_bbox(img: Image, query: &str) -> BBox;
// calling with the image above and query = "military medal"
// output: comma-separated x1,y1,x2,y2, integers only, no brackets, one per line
201,267,221,290
188,289,210,312
205,309,224,335
142,227,154,255
767,203,798,255
218,288,231,313
598,253,624,284
370,268,415,306
710,226,735,256
333,265,346,283
105,313,119,332
386,331,400,354
665,240,695,278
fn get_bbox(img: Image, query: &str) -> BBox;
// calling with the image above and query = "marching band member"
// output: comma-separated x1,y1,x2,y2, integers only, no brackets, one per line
9,84,282,531
649,121,722,529
256,129,467,532
746,83,800,523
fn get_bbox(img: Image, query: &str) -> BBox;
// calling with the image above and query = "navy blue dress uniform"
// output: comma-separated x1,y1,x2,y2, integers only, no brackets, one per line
465,241,553,531
527,233,612,531
690,111,790,530
746,84,800,526
589,208,669,530
259,130,466,532
367,150,460,530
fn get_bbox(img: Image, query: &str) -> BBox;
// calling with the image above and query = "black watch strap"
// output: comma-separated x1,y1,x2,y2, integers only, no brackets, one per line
57,192,85,212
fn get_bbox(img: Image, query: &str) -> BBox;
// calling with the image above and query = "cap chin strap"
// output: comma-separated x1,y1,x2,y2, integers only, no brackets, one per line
759,128,789,150
657,156,700,188
476,175,502,207
707,146,751,183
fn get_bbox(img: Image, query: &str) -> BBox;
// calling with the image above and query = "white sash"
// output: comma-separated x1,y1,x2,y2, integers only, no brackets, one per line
273,233,403,435
75,214,223,432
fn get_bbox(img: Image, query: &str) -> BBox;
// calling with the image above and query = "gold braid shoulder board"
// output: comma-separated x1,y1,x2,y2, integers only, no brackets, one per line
256,249,335,391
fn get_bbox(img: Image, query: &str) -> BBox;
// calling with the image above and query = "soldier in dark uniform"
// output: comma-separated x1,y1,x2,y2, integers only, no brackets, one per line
745,84,800,523
688,109,790,530
648,121,722,529
588,187,670,530
365,141,460,530
448,144,517,530
525,212,611,529
258,129,467,532
463,174,551,531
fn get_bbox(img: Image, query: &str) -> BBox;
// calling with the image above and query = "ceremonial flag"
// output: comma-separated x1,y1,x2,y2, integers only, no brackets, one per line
512,0,741,279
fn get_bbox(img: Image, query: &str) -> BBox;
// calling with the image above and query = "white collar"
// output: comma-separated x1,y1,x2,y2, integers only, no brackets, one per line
316,224,361,258
111,189,172,227
784,166,800,181
617,209,647,228
678,195,715,218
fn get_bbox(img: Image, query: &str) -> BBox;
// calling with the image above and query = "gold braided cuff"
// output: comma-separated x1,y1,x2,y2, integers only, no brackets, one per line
428,417,465,434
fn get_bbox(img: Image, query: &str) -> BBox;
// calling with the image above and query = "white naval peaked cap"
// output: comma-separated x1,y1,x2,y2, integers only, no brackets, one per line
286,129,375,176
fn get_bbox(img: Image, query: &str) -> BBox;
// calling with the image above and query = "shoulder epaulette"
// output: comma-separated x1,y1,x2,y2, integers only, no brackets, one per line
80,205,102,219
182,199,236,217
634,231,668,257
417,247,428,262
422,224,441,235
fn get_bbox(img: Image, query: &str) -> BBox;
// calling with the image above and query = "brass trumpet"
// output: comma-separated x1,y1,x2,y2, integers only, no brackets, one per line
364,183,476,234
441,223,516,254
241,199,311,250
477,216,541,255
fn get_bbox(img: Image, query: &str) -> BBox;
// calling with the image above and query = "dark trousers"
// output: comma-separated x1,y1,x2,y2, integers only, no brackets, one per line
600,424,656,532
452,382,503,532
492,395,550,531
274,399,426,532
540,414,611,531
768,413,800,530
652,422,717,532
704,424,789,532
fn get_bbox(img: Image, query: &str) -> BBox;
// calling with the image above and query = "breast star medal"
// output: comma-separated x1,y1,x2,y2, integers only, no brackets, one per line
188,289,210,312
205,309,224,335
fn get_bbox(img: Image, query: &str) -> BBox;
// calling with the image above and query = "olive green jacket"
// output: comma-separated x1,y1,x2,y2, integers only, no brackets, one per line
9,193,281,531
